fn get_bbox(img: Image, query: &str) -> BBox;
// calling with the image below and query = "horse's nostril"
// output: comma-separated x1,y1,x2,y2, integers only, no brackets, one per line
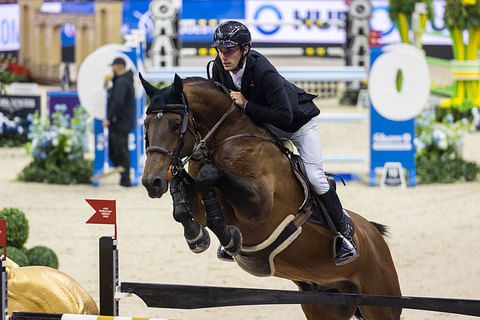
152,177,162,187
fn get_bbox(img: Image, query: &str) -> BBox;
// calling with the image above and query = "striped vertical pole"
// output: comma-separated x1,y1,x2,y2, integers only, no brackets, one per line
0,257,6,320
99,237,118,316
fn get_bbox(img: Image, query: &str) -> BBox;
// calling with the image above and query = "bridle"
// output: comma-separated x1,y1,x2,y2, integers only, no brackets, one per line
145,90,237,179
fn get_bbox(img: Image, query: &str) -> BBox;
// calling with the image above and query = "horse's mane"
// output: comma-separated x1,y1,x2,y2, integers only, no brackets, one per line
183,77,229,97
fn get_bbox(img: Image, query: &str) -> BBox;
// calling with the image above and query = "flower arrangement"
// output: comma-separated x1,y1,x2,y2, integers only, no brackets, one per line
18,107,93,184
0,112,29,147
0,54,32,85
414,106,479,183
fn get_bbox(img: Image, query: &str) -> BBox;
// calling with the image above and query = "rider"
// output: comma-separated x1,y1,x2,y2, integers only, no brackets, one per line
209,21,359,266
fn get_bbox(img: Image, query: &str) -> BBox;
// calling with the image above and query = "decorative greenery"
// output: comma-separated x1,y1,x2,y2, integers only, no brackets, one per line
389,0,434,43
7,247,29,267
26,246,59,269
0,54,31,85
18,107,93,184
444,0,480,31
0,207,60,269
389,0,434,23
414,107,480,183
442,1,480,110
0,208,29,248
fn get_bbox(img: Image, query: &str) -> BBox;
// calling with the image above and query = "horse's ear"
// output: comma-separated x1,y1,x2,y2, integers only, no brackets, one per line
139,72,159,97
172,73,183,97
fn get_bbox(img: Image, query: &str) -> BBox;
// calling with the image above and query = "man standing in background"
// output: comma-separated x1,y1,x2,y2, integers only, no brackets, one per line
103,57,135,187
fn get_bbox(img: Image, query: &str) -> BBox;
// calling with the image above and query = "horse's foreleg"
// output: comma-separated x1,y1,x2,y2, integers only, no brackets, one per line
170,175,210,253
195,164,242,256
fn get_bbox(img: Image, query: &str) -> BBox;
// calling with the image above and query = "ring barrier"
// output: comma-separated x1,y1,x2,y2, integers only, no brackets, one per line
144,66,368,82
3,236,480,319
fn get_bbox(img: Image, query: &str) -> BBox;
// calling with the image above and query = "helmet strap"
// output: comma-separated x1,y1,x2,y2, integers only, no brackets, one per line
234,45,249,71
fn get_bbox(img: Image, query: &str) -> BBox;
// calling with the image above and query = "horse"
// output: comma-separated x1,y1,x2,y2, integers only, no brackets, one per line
140,73,402,320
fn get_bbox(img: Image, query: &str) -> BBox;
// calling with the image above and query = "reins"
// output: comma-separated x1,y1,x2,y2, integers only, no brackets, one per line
145,80,287,180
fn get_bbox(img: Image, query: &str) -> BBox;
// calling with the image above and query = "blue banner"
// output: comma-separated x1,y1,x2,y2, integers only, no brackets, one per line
369,46,416,186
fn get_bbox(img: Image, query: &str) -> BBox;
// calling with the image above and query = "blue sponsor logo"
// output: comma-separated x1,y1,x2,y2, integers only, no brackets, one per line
254,5,282,35
371,5,395,37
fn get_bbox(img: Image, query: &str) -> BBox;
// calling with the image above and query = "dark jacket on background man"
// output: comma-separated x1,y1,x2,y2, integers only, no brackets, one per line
212,49,320,132
107,70,135,133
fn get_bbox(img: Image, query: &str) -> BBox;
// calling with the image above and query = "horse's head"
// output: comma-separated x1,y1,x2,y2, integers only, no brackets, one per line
140,73,196,198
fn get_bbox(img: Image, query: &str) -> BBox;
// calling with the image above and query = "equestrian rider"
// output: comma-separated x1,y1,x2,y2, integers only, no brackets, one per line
209,21,359,266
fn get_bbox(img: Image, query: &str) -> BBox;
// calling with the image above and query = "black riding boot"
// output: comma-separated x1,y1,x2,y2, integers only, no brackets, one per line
318,188,359,266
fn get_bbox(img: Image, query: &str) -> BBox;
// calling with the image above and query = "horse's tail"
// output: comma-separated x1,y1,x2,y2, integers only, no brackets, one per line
369,221,389,237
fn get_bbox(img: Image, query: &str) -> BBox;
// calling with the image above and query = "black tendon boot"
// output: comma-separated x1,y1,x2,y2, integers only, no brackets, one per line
318,189,359,265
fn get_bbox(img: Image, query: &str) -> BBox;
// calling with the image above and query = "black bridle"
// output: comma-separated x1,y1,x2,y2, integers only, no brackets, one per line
145,90,236,179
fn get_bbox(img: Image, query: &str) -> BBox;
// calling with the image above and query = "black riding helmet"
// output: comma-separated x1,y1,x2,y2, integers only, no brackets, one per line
211,21,251,71
211,21,251,48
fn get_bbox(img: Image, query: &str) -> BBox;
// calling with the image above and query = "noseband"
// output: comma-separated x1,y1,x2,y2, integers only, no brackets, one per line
145,90,236,178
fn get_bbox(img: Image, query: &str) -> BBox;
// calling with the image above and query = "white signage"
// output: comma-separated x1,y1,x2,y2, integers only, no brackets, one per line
0,4,20,52
245,0,347,44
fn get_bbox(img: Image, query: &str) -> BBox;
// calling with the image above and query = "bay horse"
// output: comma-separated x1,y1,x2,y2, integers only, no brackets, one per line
140,74,402,320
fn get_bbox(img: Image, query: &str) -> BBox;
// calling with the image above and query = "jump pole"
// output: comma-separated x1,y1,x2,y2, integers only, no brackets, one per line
96,236,480,317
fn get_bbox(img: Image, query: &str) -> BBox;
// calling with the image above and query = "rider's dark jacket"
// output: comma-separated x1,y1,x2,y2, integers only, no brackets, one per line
212,49,320,132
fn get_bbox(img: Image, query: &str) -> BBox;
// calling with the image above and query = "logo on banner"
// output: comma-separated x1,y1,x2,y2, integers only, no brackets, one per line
254,5,282,35
372,132,412,151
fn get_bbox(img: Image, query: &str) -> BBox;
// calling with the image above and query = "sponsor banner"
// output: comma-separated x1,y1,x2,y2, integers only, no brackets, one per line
245,0,347,44
179,0,245,42
0,95,40,117
2,0,453,49
0,4,20,52
122,1,155,43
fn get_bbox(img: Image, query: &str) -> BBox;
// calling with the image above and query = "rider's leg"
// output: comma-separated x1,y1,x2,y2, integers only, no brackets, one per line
290,118,358,266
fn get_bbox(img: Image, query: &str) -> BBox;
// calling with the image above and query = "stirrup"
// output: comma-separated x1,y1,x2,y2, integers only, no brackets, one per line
333,232,359,266
216,244,234,262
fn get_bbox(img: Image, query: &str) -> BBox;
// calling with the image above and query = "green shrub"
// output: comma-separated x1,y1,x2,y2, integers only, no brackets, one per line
26,245,59,269
0,208,29,248
416,157,479,184
6,247,29,267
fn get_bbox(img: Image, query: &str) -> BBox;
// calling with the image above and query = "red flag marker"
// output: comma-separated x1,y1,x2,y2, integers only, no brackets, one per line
0,220,6,260
85,199,117,240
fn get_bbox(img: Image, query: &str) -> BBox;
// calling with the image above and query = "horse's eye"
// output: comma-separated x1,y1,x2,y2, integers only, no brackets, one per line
170,119,181,131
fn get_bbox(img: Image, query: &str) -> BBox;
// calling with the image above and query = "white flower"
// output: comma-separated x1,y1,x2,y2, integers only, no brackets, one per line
433,129,447,142
437,139,448,150
414,137,425,152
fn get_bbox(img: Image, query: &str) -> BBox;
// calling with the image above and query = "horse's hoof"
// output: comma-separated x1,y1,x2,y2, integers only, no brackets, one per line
186,226,211,253
217,244,235,262
224,225,243,256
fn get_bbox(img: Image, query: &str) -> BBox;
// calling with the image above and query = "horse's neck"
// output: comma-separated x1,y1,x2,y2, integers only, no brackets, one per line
194,104,266,142
187,88,266,141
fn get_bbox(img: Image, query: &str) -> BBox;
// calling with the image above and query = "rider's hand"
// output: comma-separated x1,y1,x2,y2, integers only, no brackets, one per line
230,91,247,109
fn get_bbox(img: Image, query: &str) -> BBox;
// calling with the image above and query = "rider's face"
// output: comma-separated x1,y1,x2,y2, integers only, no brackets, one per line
218,46,247,72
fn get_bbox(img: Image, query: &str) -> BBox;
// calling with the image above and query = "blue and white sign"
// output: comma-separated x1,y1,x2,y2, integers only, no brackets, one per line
0,4,20,52
369,44,430,187
245,0,346,43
